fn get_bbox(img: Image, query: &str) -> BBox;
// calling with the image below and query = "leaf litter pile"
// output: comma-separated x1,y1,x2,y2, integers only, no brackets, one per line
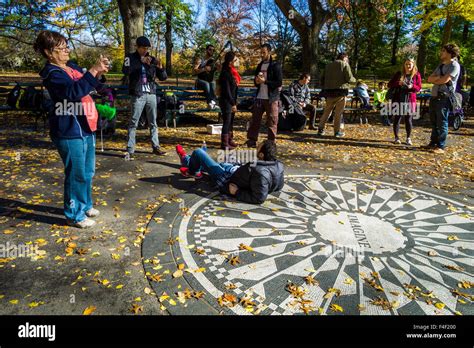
0,111,473,315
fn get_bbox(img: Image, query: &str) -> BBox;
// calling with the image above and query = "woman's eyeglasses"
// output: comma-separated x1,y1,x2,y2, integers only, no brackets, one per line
54,45,71,52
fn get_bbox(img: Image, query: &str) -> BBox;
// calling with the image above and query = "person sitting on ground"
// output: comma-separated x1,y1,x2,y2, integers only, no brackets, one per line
353,81,372,109
374,81,391,126
175,140,284,204
289,73,317,129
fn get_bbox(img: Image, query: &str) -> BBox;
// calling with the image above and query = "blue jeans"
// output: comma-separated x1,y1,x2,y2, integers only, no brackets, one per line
182,148,237,188
52,135,95,223
127,93,159,153
429,97,451,149
196,79,216,104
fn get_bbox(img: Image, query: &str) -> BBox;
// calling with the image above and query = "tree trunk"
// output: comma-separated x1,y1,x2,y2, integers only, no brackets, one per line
165,9,173,76
353,36,359,75
417,30,428,78
307,24,321,79
117,0,145,54
462,21,469,44
391,12,401,66
417,4,434,78
442,12,453,45
274,0,329,81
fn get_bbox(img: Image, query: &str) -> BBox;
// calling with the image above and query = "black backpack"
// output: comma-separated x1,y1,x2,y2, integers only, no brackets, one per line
19,86,43,110
278,90,307,131
7,84,23,109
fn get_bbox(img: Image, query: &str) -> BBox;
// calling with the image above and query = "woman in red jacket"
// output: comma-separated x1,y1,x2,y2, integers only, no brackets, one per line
387,58,422,145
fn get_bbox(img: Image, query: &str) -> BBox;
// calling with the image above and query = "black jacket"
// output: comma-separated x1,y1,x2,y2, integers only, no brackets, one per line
254,57,283,103
223,160,284,204
218,69,238,112
122,51,167,96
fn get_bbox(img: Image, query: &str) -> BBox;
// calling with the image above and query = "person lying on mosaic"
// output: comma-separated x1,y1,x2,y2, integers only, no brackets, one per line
175,140,284,204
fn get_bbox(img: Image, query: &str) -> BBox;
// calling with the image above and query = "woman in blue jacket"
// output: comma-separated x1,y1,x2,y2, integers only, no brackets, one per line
34,30,109,228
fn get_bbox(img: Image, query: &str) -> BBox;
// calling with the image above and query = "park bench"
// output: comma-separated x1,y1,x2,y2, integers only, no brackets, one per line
0,82,49,132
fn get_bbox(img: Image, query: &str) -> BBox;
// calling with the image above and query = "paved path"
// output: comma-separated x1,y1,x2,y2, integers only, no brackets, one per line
143,175,473,315
0,119,473,315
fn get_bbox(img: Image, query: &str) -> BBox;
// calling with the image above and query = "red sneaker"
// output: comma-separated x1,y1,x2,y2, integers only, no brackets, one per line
179,167,203,179
176,144,187,161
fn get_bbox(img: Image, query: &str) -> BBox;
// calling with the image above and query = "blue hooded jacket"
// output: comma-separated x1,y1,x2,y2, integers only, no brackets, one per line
39,61,102,139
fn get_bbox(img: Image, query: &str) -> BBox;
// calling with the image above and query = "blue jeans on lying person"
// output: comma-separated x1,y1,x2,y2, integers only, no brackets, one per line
182,148,239,189
52,134,95,223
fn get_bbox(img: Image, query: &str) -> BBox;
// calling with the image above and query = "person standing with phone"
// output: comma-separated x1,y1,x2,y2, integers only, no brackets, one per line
35,30,109,228
123,36,167,160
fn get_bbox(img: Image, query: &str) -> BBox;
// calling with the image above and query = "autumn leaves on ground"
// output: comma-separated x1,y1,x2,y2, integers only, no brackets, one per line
0,109,473,315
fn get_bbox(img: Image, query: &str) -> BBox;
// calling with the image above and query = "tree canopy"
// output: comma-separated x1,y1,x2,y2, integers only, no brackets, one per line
0,0,472,83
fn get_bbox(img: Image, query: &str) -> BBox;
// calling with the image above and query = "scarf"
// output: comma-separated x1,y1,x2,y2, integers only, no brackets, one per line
230,66,241,86
63,67,98,132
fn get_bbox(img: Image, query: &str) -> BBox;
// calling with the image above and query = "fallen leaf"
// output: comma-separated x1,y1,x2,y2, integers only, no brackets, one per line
83,306,97,315
130,303,143,314
304,275,318,286
172,269,183,278
238,243,254,252
329,304,344,312
228,255,241,266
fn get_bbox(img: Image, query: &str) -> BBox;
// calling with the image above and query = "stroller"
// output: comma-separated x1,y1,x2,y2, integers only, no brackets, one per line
448,91,465,130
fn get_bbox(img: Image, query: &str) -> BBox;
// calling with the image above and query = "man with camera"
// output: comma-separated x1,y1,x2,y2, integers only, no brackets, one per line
123,36,167,160
426,43,461,154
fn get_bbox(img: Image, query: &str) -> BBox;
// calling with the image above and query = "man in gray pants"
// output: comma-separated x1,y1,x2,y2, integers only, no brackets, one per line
123,36,167,160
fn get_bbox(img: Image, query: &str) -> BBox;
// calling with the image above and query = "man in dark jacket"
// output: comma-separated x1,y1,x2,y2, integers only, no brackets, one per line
246,43,283,148
123,36,167,160
175,140,284,204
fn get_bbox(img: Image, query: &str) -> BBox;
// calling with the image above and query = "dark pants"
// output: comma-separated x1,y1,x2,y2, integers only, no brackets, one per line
303,104,317,128
429,97,451,149
220,101,235,135
247,98,279,142
393,115,413,139
196,79,216,104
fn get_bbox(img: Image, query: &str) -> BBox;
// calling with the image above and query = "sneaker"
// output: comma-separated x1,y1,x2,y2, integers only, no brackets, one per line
208,100,217,109
316,129,325,136
433,147,445,154
393,138,401,144
175,144,187,161
334,131,345,138
152,147,167,156
406,138,413,146
124,152,134,161
85,208,100,218
67,218,96,229
179,167,203,179
421,143,437,149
